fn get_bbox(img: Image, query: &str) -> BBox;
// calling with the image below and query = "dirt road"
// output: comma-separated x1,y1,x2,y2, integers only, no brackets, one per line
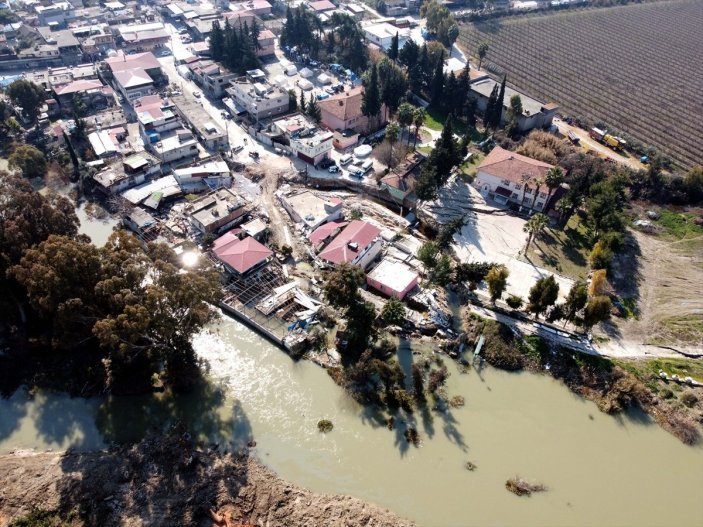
553,118,645,170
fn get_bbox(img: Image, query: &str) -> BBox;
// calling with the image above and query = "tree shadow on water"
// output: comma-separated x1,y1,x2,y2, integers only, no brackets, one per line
56,378,254,526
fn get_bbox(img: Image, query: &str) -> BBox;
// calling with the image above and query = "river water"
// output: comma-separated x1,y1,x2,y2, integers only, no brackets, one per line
1,316,702,527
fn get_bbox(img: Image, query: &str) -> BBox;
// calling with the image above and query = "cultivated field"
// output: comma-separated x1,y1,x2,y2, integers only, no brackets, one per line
459,0,703,170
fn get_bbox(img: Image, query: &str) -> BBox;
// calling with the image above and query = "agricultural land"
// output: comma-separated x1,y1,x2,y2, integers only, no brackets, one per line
459,0,703,169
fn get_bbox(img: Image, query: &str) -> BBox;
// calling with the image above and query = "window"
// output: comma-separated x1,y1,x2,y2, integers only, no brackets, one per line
536,201,544,209
514,183,521,189
502,179,511,186
539,192,547,198
525,188,533,194
511,193,519,199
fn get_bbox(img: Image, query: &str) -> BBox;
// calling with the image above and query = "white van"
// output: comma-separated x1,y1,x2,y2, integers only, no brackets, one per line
339,154,353,166
361,159,374,173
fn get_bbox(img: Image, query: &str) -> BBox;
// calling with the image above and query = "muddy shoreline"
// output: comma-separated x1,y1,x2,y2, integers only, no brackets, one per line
0,433,414,527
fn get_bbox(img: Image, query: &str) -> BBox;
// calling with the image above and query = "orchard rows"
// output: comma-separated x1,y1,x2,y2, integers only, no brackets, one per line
459,0,703,169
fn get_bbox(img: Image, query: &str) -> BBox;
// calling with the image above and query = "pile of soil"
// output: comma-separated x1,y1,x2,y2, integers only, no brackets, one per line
0,433,414,527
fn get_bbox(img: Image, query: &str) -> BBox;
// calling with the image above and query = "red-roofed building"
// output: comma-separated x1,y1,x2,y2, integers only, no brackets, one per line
308,0,336,13
474,146,556,211
106,52,164,102
52,78,113,111
308,220,348,250
257,29,275,57
212,233,273,275
318,86,387,134
318,220,382,270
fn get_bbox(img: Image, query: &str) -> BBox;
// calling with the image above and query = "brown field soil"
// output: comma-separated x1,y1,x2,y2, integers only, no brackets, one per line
0,435,414,527
459,0,703,170
609,230,703,349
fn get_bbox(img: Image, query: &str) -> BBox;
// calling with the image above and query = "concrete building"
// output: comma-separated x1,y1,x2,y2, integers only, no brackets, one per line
187,188,248,234
52,79,113,112
470,78,558,133
272,114,333,165
279,190,343,232
226,76,290,121
93,152,162,194
363,22,409,51
318,220,382,270
173,158,232,192
474,146,555,212
228,0,272,16
367,258,419,299
318,86,378,134
117,22,170,52
172,95,229,152
149,128,200,164
135,94,181,143
256,29,275,57
35,2,75,26
106,52,164,102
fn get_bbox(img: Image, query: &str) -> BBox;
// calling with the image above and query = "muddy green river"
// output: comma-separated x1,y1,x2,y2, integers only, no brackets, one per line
1,317,702,527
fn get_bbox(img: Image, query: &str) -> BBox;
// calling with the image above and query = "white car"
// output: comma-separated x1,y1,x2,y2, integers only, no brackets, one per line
193,91,201,99
156,48,171,57
328,165,339,173
232,145,244,153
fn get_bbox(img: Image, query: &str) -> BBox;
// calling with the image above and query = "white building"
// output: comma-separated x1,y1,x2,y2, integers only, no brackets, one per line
279,190,343,232
226,78,290,121
474,146,555,212
173,159,232,192
272,114,333,165
150,129,200,164
363,22,409,51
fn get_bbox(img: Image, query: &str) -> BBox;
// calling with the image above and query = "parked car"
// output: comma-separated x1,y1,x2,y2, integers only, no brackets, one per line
328,165,340,173
339,154,353,166
232,145,244,153
156,48,171,57
249,150,260,159
193,91,201,98
317,157,335,169
347,166,364,178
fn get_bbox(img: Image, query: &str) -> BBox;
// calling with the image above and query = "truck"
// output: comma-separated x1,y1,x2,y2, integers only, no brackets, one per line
589,128,626,151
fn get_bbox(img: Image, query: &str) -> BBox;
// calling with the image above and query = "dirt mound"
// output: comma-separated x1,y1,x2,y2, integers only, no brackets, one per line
0,433,414,527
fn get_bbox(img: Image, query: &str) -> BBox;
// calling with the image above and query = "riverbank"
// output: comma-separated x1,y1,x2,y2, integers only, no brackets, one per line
0,432,414,527
462,313,703,445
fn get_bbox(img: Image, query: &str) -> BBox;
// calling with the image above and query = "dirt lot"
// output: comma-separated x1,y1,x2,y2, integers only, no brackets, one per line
0,435,413,527
603,230,703,354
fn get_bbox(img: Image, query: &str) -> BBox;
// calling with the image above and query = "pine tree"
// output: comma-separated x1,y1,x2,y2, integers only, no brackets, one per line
307,93,321,122
429,56,445,107
443,71,457,113
491,74,507,130
389,32,399,62
484,83,499,130
456,64,470,116
209,21,225,61
299,90,306,113
362,63,382,130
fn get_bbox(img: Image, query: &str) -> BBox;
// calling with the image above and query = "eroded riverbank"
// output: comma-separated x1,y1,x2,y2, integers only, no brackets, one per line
2,317,703,527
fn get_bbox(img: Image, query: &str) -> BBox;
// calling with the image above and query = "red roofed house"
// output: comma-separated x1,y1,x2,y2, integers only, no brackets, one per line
308,220,348,251
52,78,113,112
318,86,387,135
212,233,273,275
256,29,275,57
318,220,382,270
106,52,164,102
308,0,336,13
474,146,556,212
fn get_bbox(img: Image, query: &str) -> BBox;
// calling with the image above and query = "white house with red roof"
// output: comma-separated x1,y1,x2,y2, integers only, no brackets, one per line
106,52,163,102
318,220,382,270
212,233,273,275
474,146,555,212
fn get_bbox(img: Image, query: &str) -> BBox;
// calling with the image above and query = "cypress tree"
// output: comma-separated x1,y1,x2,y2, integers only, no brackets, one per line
491,74,507,130
362,63,382,129
484,83,499,130
429,57,445,107
389,32,399,62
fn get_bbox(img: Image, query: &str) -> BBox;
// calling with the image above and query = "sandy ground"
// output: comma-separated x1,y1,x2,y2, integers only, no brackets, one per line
599,230,703,357
0,438,414,527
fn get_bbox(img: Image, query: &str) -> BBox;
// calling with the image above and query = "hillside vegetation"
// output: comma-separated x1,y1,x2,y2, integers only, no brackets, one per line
459,0,703,169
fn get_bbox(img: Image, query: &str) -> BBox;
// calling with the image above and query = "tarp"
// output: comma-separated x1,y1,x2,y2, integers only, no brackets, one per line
317,73,332,84
299,67,313,78
296,79,313,90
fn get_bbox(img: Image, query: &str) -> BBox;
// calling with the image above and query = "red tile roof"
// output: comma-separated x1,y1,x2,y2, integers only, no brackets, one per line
309,0,336,11
213,233,273,274
106,51,161,73
318,86,364,123
318,220,380,265
478,146,554,191
308,220,348,245
54,79,104,95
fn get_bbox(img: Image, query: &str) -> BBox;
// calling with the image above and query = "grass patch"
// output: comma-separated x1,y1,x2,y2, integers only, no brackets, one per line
417,145,432,155
616,297,640,320
520,335,550,367
460,152,485,179
527,213,591,279
659,315,703,345
616,358,703,384
655,209,703,240
423,106,480,138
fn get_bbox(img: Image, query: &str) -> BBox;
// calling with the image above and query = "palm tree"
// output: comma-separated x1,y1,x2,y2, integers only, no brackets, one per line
544,166,565,209
412,107,425,150
385,122,400,168
397,102,415,147
530,177,544,213
523,213,549,253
